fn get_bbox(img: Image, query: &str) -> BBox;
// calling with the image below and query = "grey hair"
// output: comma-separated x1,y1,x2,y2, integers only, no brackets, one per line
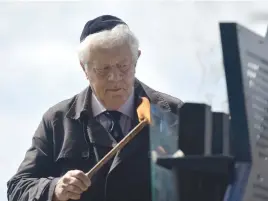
77,24,139,66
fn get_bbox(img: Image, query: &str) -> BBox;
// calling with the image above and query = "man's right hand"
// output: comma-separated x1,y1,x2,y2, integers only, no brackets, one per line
53,170,91,201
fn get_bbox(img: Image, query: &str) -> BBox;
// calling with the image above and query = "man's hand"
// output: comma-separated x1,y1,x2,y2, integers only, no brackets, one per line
53,170,91,201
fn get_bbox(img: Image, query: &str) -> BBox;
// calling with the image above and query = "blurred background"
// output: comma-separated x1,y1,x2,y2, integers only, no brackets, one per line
0,0,267,199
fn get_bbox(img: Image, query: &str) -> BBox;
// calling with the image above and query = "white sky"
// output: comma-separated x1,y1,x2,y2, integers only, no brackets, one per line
0,1,268,200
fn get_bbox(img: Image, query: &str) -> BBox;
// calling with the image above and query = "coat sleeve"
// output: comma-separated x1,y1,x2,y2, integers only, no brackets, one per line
7,112,60,201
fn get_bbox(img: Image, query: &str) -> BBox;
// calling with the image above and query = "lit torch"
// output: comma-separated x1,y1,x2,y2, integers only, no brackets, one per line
86,97,151,178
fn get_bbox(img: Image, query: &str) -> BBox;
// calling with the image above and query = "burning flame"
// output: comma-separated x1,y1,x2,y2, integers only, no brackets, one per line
137,97,151,124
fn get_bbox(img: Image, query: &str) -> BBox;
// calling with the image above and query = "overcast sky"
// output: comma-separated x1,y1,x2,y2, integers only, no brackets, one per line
1,1,268,200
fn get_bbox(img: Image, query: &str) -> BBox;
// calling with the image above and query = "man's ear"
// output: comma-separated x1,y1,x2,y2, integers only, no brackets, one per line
80,61,86,72
134,50,141,71
80,61,89,80
138,50,141,58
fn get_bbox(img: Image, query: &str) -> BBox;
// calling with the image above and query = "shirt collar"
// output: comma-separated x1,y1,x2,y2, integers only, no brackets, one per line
91,89,134,119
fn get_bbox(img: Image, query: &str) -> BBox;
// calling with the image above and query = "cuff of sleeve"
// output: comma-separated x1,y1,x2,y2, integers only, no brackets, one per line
48,178,60,201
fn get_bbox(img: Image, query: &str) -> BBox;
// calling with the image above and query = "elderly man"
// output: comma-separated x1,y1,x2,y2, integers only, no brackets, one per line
7,15,183,201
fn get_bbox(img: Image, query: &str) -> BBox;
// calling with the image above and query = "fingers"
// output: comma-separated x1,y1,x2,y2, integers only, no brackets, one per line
65,184,83,194
53,170,92,201
63,171,90,192
62,176,84,192
65,191,81,200
69,170,91,188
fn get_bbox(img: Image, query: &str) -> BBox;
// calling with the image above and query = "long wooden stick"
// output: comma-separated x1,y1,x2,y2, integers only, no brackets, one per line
86,119,148,178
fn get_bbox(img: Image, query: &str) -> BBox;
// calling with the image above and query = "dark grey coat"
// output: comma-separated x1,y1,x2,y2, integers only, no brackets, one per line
7,79,183,201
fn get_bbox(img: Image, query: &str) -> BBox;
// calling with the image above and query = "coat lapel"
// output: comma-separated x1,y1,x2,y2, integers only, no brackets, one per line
87,118,116,161
86,118,117,183
66,86,116,162
108,80,173,174
108,96,145,173
108,124,149,174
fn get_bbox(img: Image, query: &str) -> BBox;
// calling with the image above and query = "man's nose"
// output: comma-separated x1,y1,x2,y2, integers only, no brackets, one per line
108,67,122,81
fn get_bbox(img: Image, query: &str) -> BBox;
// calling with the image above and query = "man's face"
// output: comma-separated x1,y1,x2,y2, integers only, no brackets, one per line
83,44,139,110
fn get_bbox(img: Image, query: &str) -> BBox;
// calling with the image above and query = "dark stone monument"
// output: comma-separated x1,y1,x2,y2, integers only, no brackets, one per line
212,112,230,155
150,102,234,201
178,103,213,155
150,22,268,201
220,22,268,201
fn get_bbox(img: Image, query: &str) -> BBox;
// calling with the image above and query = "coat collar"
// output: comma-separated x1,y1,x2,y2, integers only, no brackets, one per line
66,78,173,120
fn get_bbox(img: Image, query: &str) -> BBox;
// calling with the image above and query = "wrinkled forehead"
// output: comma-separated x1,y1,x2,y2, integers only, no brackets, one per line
88,44,134,65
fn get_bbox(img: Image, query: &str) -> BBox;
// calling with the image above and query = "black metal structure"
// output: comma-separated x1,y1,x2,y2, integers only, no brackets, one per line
178,103,213,155
220,22,268,201
151,22,268,201
212,112,230,155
